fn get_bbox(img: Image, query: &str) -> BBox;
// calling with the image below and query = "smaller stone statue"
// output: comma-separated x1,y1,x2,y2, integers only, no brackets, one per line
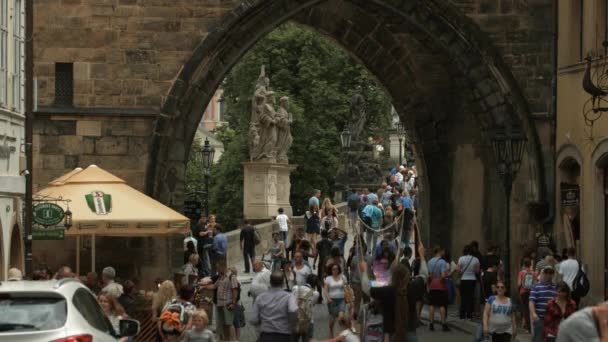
349,93,367,143
275,96,293,163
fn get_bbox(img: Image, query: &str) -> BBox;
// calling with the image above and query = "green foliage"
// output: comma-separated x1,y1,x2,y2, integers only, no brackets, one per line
191,22,392,229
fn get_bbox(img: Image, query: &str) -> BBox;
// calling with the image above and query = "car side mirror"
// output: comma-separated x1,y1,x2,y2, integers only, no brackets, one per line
119,319,140,337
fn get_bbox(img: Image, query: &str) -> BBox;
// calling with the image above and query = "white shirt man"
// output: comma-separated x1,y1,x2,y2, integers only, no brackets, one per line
251,261,271,301
276,208,290,243
558,248,579,290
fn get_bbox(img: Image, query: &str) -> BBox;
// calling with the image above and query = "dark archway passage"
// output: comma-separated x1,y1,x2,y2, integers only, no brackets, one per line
146,0,546,252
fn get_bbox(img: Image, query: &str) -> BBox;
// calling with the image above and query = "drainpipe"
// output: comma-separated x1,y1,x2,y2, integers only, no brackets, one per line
24,0,34,275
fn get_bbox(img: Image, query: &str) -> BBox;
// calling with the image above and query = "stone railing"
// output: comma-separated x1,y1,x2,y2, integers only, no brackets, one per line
224,202,348,268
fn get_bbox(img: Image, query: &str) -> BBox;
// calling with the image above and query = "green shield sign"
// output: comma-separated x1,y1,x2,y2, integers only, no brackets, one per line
33,203,65,226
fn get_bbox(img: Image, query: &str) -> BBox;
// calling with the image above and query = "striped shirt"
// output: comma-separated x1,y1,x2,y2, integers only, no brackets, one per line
529,281,557,318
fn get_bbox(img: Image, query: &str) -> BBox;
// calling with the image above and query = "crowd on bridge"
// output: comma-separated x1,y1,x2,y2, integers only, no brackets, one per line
14,163,608,342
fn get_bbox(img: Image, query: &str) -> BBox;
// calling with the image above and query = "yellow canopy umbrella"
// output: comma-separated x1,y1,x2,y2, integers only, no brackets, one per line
34,165,190,273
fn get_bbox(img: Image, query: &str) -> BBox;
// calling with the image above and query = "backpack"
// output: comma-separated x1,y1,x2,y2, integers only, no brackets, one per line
253,227,261,246
160,301,189,334
295,286,313,334
572,261,590,298
522,270,535,290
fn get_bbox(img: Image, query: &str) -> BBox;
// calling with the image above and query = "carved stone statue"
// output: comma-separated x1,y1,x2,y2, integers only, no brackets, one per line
275,96,293,163
349,93,367,143
249,66,278,162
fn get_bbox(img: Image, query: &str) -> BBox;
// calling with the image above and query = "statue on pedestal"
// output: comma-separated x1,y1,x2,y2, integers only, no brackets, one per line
248,66,292,164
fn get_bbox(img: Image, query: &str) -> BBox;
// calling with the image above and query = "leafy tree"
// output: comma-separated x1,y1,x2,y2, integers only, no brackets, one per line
191,23,392,229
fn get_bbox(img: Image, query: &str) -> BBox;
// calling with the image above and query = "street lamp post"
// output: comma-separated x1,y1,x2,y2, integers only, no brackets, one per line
491,125,527,292
396,123,404,166
340,127,352,195
201,138,215,218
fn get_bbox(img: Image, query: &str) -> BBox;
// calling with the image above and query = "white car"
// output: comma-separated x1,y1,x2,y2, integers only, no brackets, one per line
0,278,139,341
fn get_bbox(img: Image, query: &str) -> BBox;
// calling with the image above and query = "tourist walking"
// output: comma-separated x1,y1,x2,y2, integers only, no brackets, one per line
556,301,608,341
557,248,579,302
293,251,313,286
250,271,299,342
517,257,537,332
101,266,123,299
305,204,321,247
458,244,480,320
481,245,502,300
427,247,451,332
207,261,238,341
543,281,576,342
184,240,197,266
240,220,256,273
482,281,516,342
361,199,383,253
309,189,321,207
193,216,213,277
182,254,200,286
314,229,334,302
152,280,177,324
529,266,558,342
346,235,367,319
268,232,286,272
184,309,215,342
98,293,129,342
210,225,227,275
361,260,416,341
158,284,196,341
250,260,271,303
323,263,348,338
276,208,291,243
292,274,320,342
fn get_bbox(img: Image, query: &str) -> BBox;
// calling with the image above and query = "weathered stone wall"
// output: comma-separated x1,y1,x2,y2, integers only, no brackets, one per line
33,0,236,108
33,114,154,192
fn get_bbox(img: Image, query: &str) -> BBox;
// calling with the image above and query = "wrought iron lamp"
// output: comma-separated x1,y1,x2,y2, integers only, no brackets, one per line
340,127,352,149
491,124,527,292
64,208,73,230
582,48,608,134
201,138,215,217
396,122,405,166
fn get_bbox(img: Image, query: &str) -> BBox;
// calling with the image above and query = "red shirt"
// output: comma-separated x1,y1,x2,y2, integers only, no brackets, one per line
543,298,576,339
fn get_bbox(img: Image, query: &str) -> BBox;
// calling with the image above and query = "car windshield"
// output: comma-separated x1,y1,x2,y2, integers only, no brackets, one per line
0,293,67,332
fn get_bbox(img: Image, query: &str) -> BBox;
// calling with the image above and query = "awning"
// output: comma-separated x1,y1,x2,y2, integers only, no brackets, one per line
35,165,190,236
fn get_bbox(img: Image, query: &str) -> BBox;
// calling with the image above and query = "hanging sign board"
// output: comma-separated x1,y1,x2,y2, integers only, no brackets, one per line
32,228,65,240
32,203,65,226
560,183,580,207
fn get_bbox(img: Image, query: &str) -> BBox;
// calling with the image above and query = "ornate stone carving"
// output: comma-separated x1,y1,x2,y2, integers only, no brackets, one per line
248,66,292,163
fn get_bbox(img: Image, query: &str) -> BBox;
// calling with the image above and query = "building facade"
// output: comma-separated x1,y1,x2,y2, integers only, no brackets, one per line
0,0,25,279
31,0,556,289
556,0,608,302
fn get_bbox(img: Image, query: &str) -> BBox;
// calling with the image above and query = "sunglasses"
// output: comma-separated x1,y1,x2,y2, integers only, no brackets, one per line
496,286,505,289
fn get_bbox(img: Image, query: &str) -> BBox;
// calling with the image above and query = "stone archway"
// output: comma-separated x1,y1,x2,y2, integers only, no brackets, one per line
146,0,546,249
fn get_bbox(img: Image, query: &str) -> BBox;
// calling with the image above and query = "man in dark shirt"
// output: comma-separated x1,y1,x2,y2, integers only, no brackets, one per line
314,230,333,303
192,216,213,277
240,221,256,273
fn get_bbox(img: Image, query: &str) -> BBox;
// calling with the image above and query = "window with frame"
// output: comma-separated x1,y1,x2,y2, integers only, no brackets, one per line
71,288,115,335
12,0,23,111
54,63,74,107
0,0,8,107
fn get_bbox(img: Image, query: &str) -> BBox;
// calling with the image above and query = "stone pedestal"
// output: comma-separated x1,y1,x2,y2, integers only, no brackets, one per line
243,162,296,219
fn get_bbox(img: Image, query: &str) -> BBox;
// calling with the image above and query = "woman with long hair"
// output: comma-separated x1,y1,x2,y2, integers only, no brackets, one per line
98,292,128,340
361,260,414,341
483,280,516,342
323,263,348,338
152,280,177,322
543,281,576,341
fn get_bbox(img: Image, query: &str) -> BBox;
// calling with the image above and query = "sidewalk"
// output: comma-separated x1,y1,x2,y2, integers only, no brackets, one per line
420,304,532,341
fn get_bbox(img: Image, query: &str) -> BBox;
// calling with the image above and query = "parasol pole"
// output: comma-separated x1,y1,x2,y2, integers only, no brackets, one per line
76,236,80,276
91,234,96,273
